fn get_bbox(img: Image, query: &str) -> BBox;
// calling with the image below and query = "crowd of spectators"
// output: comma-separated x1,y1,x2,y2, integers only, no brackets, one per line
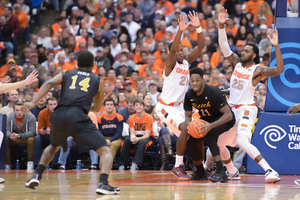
0,0,281,170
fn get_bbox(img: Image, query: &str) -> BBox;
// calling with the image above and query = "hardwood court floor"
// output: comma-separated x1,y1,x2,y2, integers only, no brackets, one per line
1,170,300,200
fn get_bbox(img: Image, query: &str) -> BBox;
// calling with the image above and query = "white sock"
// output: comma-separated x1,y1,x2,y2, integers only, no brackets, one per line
225,160,237,174
175,155,183,167
258,159,272,172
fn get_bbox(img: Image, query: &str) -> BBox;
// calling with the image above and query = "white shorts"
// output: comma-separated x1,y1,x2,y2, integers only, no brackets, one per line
155,102,185,129
218,105,258,147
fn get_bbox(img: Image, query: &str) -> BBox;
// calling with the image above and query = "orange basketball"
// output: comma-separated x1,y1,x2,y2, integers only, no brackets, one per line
188,119,206,138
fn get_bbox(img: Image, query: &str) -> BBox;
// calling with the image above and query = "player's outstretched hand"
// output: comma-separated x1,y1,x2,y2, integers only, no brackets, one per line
267,27,279,47
188,11,200,28
24,71,39,86
218,7,229,26
287,103,300,115
178,14,191,32
24,102,36,113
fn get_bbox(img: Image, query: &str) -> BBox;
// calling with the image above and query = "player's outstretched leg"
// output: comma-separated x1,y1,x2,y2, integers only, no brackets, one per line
25,144,60,189
95,146,120,195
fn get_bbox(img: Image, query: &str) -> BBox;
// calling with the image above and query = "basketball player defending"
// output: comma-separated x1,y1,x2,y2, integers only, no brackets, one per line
24,51,120,194
0,71,38,184
217,7,284,183
155,11,204,180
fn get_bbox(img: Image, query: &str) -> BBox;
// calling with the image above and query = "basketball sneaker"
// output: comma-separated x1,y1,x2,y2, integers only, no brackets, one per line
189,171,208,180
130,163,138,171
172,165,191,180
96,182,120,195
118,165,125,170
0,177,5,183
294,179,300,186
25,173,42,189
227,169,240,180
208,171,228,183
265,169,280,183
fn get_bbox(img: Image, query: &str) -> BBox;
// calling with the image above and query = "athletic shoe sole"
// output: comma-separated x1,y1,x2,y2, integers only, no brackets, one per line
171,170,191,180
25,179,40,189
265,177,280,183
96,188,120,195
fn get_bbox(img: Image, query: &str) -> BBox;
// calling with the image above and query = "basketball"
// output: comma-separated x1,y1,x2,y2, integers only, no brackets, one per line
188,119,206,138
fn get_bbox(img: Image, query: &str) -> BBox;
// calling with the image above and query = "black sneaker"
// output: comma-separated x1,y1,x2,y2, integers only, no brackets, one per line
25,173,42,189
208,171,228,183
96,182,120,195
189,171,208,180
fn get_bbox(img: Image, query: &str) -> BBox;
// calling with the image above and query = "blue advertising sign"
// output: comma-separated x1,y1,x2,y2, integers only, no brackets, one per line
265,17,300,112
247,112,300,175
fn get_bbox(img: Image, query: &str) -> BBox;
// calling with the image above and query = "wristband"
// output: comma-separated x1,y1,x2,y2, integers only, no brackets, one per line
196,26,202,33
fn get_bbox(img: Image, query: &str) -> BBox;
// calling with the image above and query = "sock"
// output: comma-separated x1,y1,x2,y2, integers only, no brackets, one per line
99,173,109,185
215,161,224,173
224,160,237,174
35,164,46,176
175,155,183,167
258,159,272,172
196,164,205,174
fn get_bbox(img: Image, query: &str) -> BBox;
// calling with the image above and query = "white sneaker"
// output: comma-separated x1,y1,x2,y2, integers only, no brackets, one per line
59,165,66,170
227,169,240,180
294,179,300,186
0,177,5,183
118,165,125,170
130,163,138,171
27,161,34,170
265,169,280,183
5,164,11,170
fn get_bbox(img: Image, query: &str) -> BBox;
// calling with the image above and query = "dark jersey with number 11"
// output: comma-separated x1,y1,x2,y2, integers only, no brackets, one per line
184,84,234,125
57,68,100,114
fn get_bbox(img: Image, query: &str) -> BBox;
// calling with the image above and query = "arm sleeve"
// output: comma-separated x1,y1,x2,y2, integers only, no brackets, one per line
109,116,124,142
218,28,233,58
20,115,36,139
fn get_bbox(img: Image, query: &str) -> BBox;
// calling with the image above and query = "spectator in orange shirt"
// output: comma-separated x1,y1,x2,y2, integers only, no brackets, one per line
157,0,174,16
142,27,155,52
124,79,137,97
153,41,168,60
138,54,159,77
129,70,138,89
177,0,197,8
42,61,56,81
154,48,168,76
154,20,167,42
51,17,67,37
56,54,68,70
0,59,23,80
245,0,264,15
92,10,107,27
253,2,273,28
33,97,59,167
106,68,117,86
12,3,29,42
226,16,238,38
64,51,78,70
118,99,155,171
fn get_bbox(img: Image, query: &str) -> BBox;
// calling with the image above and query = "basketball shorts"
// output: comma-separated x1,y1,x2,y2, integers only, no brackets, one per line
50,106,107,152
155,102,185,129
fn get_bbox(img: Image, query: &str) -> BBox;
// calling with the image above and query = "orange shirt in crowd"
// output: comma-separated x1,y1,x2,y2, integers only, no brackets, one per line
138,63,160,77
13,11,28,29
226,26,238,37
210,52,221,68
0,64,23,79
64,60,78,70
51,23,63,36
134,51,142,64
189,30,197,42
37,108,52,134
128,78,137,89
253,14,273,27
154,59,166,77
92,17,107,27
157,0,174,16
177,0,197,8
245,0,264,15
154,30,167,42
92,64,99,75
128,112,154,137
16,115,24,131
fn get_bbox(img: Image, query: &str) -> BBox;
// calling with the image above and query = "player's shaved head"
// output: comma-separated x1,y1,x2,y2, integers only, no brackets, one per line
77,50,94,68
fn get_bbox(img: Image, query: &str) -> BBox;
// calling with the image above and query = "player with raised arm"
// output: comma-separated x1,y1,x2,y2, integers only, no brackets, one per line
217,7,284,183
155,11,204,180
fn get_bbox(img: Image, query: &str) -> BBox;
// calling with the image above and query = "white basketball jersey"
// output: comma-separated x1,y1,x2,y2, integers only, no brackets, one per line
229,62,258,105
160,59,190,104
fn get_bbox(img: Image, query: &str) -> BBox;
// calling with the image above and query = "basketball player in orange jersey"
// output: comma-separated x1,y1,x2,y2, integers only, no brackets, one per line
217,7,284,183
155,11,204,180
